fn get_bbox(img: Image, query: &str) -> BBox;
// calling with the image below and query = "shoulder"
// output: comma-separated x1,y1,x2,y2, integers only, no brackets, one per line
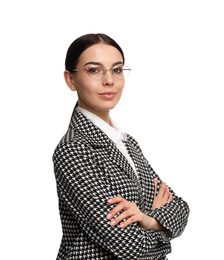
53,126,91,165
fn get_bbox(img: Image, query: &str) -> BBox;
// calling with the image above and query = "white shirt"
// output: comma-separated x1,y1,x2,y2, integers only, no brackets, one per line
77,106,137,176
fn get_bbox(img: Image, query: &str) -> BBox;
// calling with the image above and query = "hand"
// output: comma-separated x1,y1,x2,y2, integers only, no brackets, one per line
106,196,146,229
151,178,173,210
106,196,167,231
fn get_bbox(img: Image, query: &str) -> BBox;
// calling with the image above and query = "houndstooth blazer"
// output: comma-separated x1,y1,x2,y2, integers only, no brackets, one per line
53,109,189,260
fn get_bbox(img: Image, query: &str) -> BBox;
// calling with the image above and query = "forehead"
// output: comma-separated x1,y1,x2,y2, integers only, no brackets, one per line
78,43,123,66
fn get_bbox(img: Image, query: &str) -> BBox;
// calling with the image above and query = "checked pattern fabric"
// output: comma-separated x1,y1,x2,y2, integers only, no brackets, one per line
53,109,189,260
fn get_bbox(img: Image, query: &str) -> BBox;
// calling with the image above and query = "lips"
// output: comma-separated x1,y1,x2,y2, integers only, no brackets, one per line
99,92,116,99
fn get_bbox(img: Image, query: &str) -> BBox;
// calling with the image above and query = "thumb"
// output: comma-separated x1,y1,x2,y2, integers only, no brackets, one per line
153,178,158,196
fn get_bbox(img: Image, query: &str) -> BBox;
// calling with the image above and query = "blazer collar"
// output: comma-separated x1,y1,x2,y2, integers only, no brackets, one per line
69,109,138,179
70,109,113,148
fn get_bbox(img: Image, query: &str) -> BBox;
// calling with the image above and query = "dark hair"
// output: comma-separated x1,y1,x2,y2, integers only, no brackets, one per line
65,33,125,71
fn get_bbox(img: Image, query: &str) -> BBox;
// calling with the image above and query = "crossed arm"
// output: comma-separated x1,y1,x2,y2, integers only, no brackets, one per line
54,141,189,259
106,178,173,231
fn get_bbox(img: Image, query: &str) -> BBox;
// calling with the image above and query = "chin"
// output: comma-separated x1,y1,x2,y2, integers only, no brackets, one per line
101,102,119,111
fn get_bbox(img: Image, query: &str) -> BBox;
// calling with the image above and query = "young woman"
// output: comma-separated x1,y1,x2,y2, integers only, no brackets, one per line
53,33,189,260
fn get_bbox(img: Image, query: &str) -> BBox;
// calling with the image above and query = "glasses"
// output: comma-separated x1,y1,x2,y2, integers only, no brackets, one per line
72,64,131,80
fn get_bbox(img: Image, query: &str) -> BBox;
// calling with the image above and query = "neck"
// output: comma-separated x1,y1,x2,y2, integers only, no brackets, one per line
96,110,111,125
78,105,112,126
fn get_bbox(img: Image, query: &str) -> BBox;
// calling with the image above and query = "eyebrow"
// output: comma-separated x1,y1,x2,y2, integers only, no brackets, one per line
84,61,123,67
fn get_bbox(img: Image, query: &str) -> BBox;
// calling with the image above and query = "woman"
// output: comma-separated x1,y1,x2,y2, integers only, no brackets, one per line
53,33,189,260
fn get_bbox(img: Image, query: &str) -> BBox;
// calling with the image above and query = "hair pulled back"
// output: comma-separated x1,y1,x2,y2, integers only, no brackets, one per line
65,33,125,72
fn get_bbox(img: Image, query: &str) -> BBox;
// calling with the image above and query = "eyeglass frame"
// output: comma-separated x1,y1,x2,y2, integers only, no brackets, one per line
71,62,131,80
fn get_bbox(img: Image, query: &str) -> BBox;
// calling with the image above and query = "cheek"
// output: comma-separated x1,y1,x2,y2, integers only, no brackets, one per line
117,81,125,92
76,77,98,93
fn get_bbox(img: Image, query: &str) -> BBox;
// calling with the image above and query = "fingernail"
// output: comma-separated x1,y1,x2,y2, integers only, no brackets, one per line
110,221,116,226
106,213,112,220
120,223,124,228
107,199,113,203
154,178,158,181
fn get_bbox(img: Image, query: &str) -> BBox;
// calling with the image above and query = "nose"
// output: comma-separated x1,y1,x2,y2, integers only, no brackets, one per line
102,69,114,86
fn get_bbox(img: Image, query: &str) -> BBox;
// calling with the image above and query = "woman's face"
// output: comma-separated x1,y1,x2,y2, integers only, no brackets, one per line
70,43,125,116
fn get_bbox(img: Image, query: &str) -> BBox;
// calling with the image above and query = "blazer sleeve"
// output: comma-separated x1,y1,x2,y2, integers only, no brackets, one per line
53,141,171,260
148,166,190,239
130,136,190,240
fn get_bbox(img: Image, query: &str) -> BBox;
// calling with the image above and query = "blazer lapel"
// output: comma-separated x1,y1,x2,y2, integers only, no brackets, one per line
123,136,141,174
70,109,111,148
69,109,145,208
70,109,137,179
108,143,137,180
123,135,146,207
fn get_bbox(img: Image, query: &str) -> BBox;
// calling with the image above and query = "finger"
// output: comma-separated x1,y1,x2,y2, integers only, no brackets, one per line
107,196,123,204
110,202,140,226
119,215,138,229
163,186,170,201
110,209,131,227
107,196,125,219
106,199,130,220
153,178,158,196
168,192,173,202
157,182,167,199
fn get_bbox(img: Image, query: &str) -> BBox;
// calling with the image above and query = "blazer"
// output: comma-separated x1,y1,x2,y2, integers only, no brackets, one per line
53,109,189,260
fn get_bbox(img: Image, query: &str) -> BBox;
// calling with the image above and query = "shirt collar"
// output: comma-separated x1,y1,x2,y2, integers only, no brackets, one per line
76,106,126,144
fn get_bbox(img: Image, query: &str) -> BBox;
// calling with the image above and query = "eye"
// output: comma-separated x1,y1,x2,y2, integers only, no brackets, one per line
88,68,99,73
87,66,102,74
113,66,123,74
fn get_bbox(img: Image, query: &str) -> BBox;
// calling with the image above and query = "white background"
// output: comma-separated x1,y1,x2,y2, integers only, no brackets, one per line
1,0,223,259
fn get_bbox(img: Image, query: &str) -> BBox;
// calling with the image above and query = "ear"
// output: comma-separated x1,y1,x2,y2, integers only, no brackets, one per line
64,70,77,91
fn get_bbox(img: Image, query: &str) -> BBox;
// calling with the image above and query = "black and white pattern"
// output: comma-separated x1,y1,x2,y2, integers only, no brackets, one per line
53,109,189,260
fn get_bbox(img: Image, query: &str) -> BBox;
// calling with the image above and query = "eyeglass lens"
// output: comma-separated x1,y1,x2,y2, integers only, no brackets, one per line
86,65,130,80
